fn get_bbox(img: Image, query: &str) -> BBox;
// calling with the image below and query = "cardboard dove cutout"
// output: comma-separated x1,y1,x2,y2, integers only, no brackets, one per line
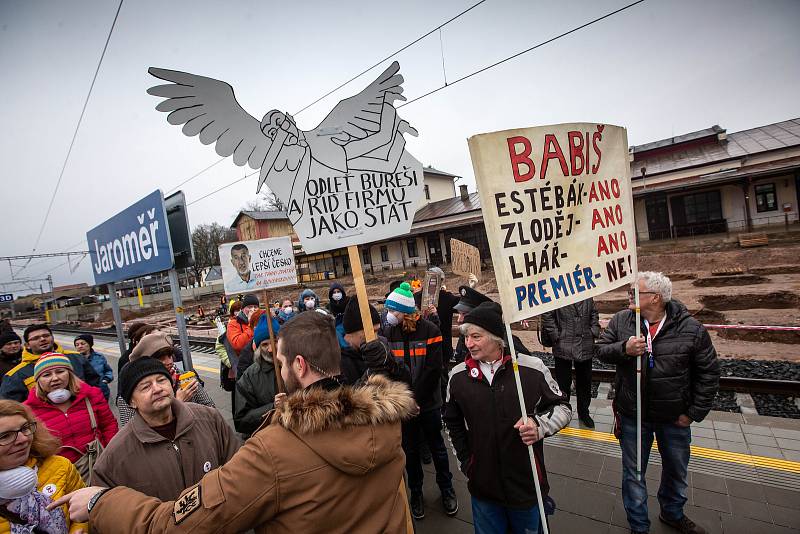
148,62,424,254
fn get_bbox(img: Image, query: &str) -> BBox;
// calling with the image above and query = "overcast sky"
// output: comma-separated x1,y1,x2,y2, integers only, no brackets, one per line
1,0,798,294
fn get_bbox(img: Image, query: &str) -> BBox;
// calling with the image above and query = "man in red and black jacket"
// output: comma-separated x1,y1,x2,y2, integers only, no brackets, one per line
380,282,457,521
444,302,571,533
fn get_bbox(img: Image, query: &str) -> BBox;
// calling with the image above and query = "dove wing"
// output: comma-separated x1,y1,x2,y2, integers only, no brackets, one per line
147,67,271,170
313,61,406,144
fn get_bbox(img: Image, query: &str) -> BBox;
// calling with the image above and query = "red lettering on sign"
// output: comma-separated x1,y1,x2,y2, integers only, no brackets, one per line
540,134,569,179
507,136,535,182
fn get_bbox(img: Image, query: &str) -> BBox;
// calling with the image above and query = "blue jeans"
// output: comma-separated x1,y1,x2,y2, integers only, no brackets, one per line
401,409,453,493
619,415,691,532
471,497,541,534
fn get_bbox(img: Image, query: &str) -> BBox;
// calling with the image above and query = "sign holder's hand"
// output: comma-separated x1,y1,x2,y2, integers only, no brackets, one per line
514,417,540,446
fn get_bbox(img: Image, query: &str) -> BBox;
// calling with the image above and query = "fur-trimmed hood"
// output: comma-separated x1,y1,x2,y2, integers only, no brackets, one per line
268,374,415,476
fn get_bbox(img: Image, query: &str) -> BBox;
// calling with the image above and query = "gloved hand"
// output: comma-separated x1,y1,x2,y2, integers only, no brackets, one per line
361,339,390,368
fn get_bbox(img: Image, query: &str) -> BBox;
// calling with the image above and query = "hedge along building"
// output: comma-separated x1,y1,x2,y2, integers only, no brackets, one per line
631,118,800,240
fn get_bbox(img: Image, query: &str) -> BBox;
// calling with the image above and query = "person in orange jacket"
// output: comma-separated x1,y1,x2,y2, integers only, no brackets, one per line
226,294,259,355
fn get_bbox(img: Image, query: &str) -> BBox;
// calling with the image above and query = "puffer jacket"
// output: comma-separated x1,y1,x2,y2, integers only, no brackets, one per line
0,455,87,534
595,300,720,423
297,289,320,313
234,347,277,437
88,375,415,534
24,382,118,462
380,315,443,412
226,314,253,354
0,343,101,402
541,298,600,362
84,350,114,399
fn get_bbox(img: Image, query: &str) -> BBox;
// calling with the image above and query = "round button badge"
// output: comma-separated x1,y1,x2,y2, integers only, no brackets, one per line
203,461,212,473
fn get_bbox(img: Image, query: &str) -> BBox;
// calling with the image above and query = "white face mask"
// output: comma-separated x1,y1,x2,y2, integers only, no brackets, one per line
305,300,316,309
47,388,72,404
0,465,37,499
332,292,343,301
283,306,294,314
386,312,400,326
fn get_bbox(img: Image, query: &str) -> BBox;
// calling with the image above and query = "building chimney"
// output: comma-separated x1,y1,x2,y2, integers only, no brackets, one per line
459,184,469,201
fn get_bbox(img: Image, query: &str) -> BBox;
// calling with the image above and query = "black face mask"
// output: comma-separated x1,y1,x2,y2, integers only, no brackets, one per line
237,310,248,323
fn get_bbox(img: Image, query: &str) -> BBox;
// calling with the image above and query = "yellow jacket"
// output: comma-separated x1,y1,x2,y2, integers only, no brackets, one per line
0,455,87,534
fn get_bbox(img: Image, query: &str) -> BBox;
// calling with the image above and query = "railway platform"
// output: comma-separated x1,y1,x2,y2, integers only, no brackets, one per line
45,331,800,533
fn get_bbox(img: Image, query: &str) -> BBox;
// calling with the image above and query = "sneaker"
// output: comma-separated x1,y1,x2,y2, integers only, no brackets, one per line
410,491,425,520
442,488,458,516
579,413,595,429
659,514,707,534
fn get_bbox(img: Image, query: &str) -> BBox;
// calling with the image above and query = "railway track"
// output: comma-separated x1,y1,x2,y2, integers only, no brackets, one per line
48,325,799,396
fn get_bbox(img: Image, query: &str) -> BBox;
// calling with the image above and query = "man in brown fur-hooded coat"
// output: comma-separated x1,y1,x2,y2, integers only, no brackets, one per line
55,312,417,534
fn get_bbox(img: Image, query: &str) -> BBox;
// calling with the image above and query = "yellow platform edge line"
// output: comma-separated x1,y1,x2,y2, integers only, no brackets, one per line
559,427,800,474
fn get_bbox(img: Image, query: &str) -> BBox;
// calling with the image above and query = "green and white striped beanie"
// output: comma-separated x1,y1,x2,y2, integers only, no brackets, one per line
385,282,417,314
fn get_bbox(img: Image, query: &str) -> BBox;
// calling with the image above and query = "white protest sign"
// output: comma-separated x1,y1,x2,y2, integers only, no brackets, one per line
218,236,297,295
450,238,481,277
148,61,424,255
468,123,637,322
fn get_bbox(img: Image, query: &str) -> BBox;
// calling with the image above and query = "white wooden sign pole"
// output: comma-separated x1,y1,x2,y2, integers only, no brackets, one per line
505,323,549,534
634,283,642,481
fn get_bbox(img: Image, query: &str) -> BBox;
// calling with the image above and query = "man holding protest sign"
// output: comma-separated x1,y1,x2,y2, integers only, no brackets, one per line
468,122,641,534
444,302,571,533
596,272,719,534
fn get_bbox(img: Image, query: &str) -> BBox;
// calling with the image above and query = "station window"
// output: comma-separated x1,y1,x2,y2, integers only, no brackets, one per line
424,185,430,200
407,238,418,258
755,183,777,212
380,245,389,262
362,247,371,266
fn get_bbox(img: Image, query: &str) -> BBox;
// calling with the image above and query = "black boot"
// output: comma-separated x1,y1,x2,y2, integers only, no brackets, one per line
579,412,595,429
442,488,458,516
410,491,425,520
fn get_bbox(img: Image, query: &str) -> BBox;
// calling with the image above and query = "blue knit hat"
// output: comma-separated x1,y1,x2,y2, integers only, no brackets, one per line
385,282,417,314
253,314,280,347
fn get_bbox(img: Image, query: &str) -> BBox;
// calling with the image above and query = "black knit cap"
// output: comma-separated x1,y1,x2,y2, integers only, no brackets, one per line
0,330,21,347
118,357,172,404
242,294,259,308
462,301,505,339
74,334,94,348
342,297,380,334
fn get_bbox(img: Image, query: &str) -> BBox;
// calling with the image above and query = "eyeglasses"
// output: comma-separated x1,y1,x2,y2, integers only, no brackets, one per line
627,290,657,297
27,333,52,342
0,422,37,446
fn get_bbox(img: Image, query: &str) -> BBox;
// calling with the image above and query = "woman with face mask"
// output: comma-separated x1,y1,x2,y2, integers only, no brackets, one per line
0,399,87,533
297,289,320,314
277,298,296,324
22,354,118,471
325,283,350,325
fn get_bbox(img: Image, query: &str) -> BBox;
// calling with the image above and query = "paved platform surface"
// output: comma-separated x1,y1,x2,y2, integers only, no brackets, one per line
53,333,800,533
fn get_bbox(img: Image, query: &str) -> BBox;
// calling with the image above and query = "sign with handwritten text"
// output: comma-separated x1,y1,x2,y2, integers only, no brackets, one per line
450,238,481,277
468,123,637,322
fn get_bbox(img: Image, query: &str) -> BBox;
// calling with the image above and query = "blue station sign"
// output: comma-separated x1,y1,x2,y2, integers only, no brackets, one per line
86,190,174,285
0,294,13,303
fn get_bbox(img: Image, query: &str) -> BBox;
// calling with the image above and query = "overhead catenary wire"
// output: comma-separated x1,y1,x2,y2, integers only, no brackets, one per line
398,0,646,109
292,0,489,116
165,157,227,194
30,0,125,254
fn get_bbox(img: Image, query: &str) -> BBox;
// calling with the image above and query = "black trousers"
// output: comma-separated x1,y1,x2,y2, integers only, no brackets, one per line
553,357,593,416
402,409,453,494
